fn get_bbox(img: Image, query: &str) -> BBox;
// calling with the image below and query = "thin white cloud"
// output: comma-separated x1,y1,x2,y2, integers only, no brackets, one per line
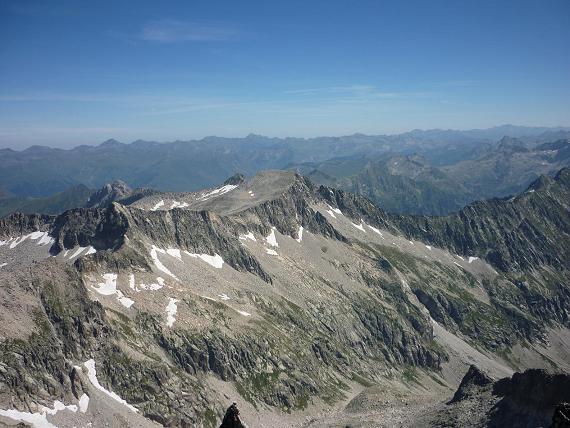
0,93,232,107
438,80,478,87
284,85,377,95
284,85,436,101
139,20,239,43
0,127,137,137
0,86,439,121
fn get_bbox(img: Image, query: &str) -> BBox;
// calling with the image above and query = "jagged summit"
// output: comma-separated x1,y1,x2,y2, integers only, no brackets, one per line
85,180,133,208
127,170,305,215
450,365,493,403
223,173,246,186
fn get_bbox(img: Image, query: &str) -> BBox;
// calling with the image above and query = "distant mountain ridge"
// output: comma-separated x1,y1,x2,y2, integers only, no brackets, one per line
1,125,569,199
1,126,569,220
0,181,149,218
295,138,570,215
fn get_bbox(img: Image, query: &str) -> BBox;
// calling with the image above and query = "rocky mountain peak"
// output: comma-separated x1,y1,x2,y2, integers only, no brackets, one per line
555,166,570,185
99,138,123,148
496,136,528,153
223,173,246,186
450,365,493,403
85,180,133,208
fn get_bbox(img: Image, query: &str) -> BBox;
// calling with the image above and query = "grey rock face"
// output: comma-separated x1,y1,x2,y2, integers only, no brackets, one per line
0,168,569,427
450,365,493,403
85,180,133,208
431,366,570,428
223,174,246,186
389,169,570,272
0,212,54,237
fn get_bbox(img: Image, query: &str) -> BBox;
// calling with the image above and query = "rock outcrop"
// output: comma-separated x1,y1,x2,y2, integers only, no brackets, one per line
85,180,133,208
450,365,493,403
435,366,570,428
219,402,246,428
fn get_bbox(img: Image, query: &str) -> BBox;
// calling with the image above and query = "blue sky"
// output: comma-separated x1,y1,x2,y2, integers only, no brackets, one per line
1,0,569,148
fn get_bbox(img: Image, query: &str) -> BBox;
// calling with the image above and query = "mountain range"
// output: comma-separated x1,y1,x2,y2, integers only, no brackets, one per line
295,136,570,215
1,126,569,218
1,166,569,427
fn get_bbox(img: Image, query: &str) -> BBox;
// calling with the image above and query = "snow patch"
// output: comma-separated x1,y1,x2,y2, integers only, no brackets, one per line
468,256,479,263
84,359,138,412
265,248,278,256
184,251,224,268
0,408,57,428
367,225,384,238
197,253,224,269
68,246,88,259
425,245,432,251
150,246,178,279
351,221,366,232
137,276,164,291
94,273,118,296
0,392,90,427
197,184,238,201
166,248,182,259
84,246,97,255
116,291,134,308
239,232,256,242
0,231,54,249
9,235,30,248
150,200,164,211
296,226,304,243
78,394,89,413
266,228,278,247
0,263,6,268
170,200,189,209
40,401,77,416
218,293,230,300
37,233,55,246
166,298,178,327
237,310,251,317
92,273,134,308
328,205,342,215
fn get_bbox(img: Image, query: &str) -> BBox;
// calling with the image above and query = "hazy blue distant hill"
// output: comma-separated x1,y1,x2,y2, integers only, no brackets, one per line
296,137,570,215
0,184,93,218
296,154,473,215
0,126,568,216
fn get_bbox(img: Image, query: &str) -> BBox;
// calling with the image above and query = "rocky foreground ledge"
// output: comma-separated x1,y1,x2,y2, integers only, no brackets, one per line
430,366,570,427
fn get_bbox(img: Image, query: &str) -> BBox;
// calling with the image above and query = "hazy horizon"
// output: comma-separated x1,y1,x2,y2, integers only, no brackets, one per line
1,123,569,151
1,0,569,149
